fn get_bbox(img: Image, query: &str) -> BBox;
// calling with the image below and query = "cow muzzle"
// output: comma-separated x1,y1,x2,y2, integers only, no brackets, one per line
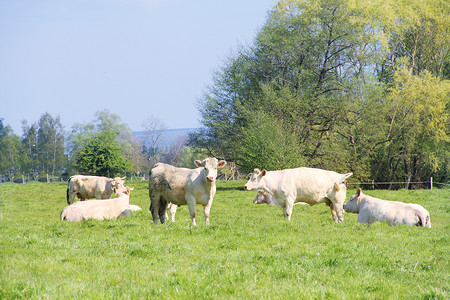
244,186,248,191
207,176,214,182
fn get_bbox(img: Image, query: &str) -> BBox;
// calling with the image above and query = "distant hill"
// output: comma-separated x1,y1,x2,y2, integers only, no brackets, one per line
133,128,198,148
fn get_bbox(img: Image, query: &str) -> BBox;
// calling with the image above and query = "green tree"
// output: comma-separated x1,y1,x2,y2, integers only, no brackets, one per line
36,113,66,178
73,130,130,177
67,110,142,177
20,121,39,179
373,69,450,188
0,119,21,181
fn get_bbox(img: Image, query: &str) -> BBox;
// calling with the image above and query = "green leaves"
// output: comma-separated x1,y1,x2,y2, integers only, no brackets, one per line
73,129,131,177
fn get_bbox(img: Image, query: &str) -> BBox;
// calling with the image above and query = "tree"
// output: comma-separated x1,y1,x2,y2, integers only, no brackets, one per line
0,119,21,181
36,113,66,179
67,110,144,177
141,116,167,166
20,121,39,179
191,0,382,172
373,69,449,188
73,129,130,177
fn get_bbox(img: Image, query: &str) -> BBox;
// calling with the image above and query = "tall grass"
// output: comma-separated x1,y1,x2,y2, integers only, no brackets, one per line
0,181,448,299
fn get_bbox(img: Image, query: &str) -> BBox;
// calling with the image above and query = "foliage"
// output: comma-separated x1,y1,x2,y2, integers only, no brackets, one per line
0,181,448,298
67,110,143,177
190,0,450,187
372,69,450,186
0,114,66,182
36,113,66,177
72,129,131,177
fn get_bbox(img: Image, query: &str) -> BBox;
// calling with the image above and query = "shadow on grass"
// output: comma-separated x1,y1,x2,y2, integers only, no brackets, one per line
216,186,245,191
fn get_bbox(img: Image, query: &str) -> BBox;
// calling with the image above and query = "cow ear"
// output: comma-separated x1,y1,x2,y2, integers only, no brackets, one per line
334,182,340,192
194,160,203,168
357,188,362,197
121,177,126,180
248,173,252,178
261,170,267,177
217,160,227,169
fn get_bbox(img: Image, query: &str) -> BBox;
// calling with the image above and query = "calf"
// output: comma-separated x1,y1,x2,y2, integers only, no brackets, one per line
244,167,352,222
66,175,125,204
149,158,226,225
343,188,431,227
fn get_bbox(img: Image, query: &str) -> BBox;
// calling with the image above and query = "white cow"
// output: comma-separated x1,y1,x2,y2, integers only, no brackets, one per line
343,188,431,227
61,186,134,222
149,158,227,225
244,168,353,222
253,191,307,206
66,175,125,204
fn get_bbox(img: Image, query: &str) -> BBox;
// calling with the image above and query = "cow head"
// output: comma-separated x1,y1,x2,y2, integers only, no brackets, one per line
253,191,272,205
195,157,227,182
112,177,126,190
343,188,362,213
114,186,134,196
244,168,267,191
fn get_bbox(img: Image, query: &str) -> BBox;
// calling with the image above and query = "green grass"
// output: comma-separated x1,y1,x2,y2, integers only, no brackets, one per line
0,180,448,299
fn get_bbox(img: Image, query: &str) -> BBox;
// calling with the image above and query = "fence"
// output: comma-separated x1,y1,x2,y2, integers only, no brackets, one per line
347,177,450,190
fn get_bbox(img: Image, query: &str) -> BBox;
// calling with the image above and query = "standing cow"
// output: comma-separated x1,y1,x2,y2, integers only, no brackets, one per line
244,168,353,222
149,158,227,225
343,188,431,227
66,175,125,204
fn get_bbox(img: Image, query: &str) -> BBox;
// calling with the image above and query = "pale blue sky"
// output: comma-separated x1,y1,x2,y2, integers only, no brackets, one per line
0,0,275,134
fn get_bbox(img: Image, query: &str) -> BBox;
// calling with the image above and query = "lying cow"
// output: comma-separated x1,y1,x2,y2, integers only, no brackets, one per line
66,175,125,204
253,191,306,206
343,188,431,227
244,168,353,222
61,186,133,222
149,158,226,225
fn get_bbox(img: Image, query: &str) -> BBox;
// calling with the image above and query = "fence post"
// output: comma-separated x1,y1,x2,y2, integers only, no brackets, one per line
430,177,433,190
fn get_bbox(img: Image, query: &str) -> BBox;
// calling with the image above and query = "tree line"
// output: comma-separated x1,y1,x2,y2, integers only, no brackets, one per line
188,0,449,189
0,112,202,183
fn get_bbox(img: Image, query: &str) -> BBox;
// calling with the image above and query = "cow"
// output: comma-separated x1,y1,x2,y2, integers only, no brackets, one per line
149,158,227,225
343,188,431,227
244,168,353,222
253,191,307,206
66,175,126,204
61,186,134,222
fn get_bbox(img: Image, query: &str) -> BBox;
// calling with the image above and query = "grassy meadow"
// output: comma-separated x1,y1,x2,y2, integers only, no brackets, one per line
0,180,448,299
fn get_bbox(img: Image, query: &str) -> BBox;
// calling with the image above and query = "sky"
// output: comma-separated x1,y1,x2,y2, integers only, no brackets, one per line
0,0,275,135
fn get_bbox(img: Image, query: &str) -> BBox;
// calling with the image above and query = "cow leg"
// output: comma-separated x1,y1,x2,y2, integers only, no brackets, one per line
169,204,177,222
186,194,197,226
203,202,212,225
282,201,294,221
149,194,161,225
158,202,166,225
332,201,345,223
325,199,338,222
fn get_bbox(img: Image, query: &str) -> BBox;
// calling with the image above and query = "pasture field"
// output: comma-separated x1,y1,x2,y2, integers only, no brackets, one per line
0,180,448,299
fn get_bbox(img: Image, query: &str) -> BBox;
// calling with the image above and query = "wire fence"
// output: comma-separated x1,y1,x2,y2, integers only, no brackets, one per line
347,177,450,190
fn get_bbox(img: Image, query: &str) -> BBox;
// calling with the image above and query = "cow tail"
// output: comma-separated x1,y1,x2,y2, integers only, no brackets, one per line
66,176,72,204
66,179,70,204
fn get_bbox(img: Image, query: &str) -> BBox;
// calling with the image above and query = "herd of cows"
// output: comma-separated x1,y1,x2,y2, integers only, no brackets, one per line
60,157,431,228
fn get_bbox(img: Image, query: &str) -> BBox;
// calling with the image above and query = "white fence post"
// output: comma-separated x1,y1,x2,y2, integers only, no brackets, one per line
430,177,433,190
